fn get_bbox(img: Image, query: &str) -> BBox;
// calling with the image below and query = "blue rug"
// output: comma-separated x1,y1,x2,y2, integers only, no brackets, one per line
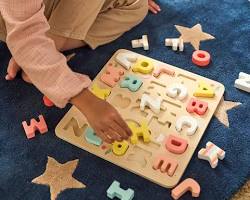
0,0,250,199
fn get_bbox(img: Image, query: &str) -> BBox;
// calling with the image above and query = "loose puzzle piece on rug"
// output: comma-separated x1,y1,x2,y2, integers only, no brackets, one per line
55,49,225,188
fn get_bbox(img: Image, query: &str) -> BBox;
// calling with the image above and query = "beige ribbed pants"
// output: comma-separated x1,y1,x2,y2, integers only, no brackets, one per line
0,0,148,49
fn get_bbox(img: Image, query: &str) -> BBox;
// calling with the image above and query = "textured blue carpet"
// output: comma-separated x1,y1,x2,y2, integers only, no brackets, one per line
0,0,250,199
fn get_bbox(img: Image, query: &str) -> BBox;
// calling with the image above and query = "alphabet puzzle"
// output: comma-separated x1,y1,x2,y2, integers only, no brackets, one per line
55,49,225,188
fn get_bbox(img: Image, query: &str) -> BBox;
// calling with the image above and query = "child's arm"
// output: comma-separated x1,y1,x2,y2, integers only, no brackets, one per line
0,0,88,108
0,0,131,143
148,0,161,14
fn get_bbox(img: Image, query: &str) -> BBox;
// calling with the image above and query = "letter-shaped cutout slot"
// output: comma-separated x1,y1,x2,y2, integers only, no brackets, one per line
127,145,152,168
63,117,87,137
112,94,131,109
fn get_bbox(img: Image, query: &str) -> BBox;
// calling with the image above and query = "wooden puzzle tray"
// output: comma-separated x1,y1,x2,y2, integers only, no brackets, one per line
55,49,224,188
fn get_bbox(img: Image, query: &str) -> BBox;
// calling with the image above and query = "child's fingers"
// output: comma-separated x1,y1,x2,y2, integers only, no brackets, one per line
6,58,21,80
103,136,113,144
109,121,128,140
114,115,132,137
149,6,158,14
150,1,161,11
107,129,123,142
97,129,113,144
5,74,14,80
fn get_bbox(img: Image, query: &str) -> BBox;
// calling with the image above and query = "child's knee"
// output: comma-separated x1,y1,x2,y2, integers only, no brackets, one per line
135,0,149,23
0,32,6,42
0,16,7,42
123,0,148,24
46,32,85,52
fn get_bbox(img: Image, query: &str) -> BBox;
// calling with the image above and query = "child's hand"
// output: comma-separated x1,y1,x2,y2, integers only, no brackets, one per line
148,0,161,14
5,57,31,83
71,89,132,144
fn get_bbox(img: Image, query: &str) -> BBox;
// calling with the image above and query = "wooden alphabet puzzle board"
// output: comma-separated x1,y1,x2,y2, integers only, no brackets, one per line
55,49,225,188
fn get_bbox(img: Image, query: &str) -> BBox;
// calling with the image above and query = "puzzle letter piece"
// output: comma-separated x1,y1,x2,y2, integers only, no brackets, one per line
165,38,184,51
165,135,188,154
131,35,149,50
85,127,102,146
132,59,154,74
115,52,138,70
91,83,111,100
112,140,129,156
153,155,178,177
166,83,188,100
100,66,125,87
234,72,250,93
107,180,134,200
194,82,215,98
140,94,162,114
153,66,175,77
43,96,54,107
120,75,143,92
176,116,198,135
179,39,184,52
128,121,151,144
186,98,208,115
22,115,48,139
198,141,225,168
171,178,201,200
192,50,211,67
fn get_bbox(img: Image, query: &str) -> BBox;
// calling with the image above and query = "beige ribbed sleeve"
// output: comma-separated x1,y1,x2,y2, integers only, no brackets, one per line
0,0,91,108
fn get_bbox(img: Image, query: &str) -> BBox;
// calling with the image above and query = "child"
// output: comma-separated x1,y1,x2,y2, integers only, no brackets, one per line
0,0,160,143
